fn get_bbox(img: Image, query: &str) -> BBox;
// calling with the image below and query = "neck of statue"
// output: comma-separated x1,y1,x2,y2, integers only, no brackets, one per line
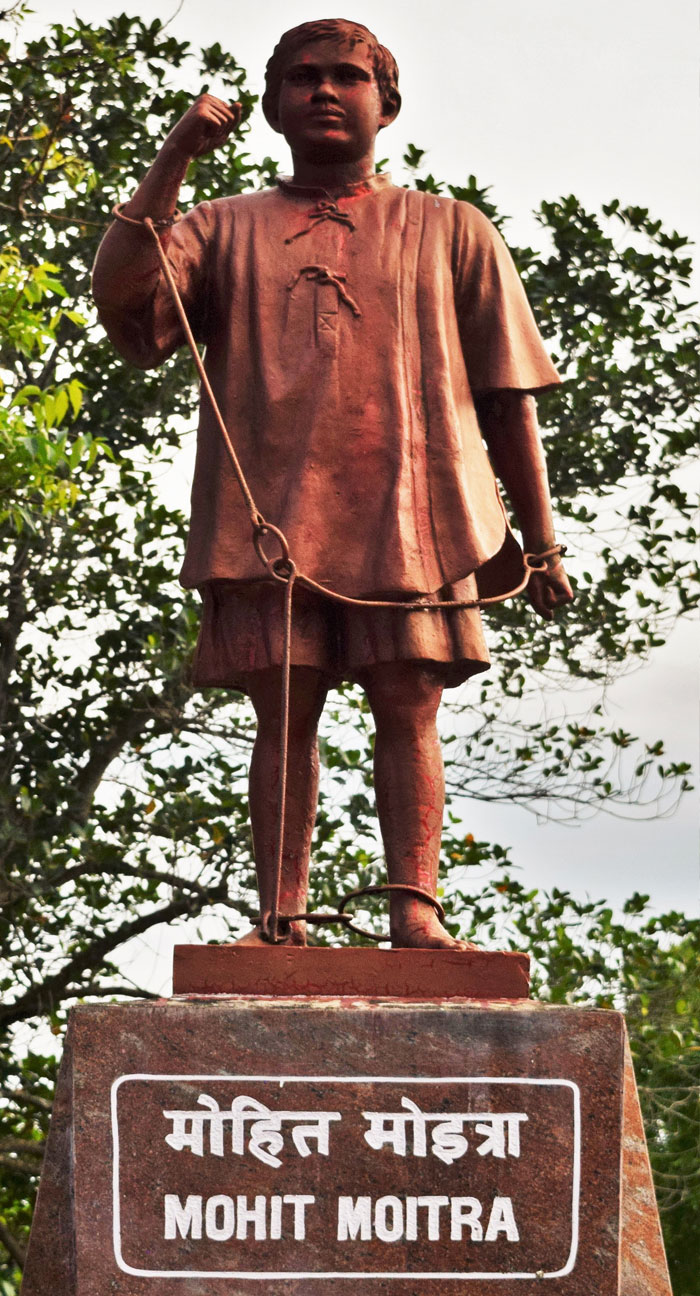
289,150,377,194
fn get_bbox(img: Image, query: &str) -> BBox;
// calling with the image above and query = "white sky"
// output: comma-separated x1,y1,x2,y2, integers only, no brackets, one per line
16,0,700,958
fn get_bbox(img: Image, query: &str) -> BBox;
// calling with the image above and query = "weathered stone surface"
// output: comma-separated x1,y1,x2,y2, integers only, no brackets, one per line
20,997,670,1295
20,1028,76,1291
172,945,531,999
620,1039,673,1294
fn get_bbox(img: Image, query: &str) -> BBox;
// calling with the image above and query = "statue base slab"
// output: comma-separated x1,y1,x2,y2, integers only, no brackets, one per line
173,944,531,998
21,966,671,1294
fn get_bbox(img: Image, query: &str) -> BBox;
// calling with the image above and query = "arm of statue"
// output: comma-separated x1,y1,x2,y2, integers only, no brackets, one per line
476,390,574,621
92,95,241,312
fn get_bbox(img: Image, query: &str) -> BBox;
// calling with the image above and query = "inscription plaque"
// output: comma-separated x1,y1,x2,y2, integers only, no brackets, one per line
23,995,672,1296
112,1074,580,1280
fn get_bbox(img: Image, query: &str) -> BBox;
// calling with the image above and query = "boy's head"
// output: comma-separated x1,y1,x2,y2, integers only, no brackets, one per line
262,19,401,129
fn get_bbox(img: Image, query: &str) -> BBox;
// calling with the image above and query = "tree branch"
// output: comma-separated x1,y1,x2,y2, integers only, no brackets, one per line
5,859,221,909
0,1086,53,1114
64,982,158,1001
64,677,193,828
0,539,31,735
0,1138,45,1158
0,889,228,1031
0,1218,26,1271
0,1152,41,1177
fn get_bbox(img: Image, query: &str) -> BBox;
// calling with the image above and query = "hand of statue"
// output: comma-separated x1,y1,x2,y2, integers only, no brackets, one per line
527,557,574,621
163,94,242,160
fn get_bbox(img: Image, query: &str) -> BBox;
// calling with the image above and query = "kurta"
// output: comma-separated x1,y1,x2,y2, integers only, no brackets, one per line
95,174,560,599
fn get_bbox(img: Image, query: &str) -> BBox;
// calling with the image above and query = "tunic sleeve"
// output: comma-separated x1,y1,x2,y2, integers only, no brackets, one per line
94,201,216,370
453,203,560,395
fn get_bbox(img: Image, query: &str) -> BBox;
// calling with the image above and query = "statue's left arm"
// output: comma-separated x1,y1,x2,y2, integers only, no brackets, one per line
453,202,573,620
476,391,573,620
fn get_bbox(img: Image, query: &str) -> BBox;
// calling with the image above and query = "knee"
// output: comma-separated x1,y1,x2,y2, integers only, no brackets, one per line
249,667,328,744
361,664,443,733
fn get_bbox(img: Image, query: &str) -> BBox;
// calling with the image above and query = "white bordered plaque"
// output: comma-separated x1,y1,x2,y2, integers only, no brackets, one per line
111,1074,580,1281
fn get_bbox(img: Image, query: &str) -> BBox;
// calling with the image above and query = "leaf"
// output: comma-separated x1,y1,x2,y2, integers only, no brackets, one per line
68,378,84,416
54,387,69,425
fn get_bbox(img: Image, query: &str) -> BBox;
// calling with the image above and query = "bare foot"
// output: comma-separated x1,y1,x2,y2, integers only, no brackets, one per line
234,927,269,947
390,902,476,951
234,920,307,947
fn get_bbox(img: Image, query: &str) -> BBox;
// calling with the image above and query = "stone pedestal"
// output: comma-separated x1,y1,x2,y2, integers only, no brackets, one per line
21,950,671,1295
172,944,532,999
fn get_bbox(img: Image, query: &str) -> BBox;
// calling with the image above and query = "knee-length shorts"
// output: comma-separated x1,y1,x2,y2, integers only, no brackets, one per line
191,575,491,692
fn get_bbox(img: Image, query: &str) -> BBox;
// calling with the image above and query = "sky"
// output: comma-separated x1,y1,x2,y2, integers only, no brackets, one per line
12,0,700,989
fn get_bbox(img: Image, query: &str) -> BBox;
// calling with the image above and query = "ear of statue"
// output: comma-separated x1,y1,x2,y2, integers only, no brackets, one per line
266,110,285,136
379,90,401,130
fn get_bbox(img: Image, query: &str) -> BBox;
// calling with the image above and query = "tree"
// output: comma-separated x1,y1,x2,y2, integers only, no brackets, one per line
0,11,697,1290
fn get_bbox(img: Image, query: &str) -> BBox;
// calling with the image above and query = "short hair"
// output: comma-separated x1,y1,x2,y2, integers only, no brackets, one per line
262,19,401,127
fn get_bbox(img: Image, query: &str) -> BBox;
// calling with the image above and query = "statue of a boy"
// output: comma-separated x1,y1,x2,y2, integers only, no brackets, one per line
92,19,572,950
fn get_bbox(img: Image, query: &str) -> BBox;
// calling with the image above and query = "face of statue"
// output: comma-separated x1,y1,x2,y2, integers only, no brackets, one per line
271,37,396,164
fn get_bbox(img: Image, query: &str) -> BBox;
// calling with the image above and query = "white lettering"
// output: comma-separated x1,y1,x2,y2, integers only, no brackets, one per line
205,1195,234,1241
164,1194,202,1240
290,1114,339,1158
362,1100,527,1163
164,1192,519,1247
163,1094,341,1168
269,1195,283,1240
283,1194,315,1241
362,1112,409,1157
164,1193,317,1243
485,1196,519,1242
163,1095,224,1157
450,1197,483,1241
475,1113,527,1159
231,1096,284,1167
418,1196,449,1241
374,1196,404,1243
236,1194,266,1240
431,1116,469,1165
337,1196,372,1241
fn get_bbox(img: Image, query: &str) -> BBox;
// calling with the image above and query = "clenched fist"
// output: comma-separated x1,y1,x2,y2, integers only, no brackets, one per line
163,93,242,160
526,556,574,621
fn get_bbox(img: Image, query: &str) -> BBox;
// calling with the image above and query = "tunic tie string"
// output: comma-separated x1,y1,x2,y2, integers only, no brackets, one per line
287,264,362,318
285,199,356,243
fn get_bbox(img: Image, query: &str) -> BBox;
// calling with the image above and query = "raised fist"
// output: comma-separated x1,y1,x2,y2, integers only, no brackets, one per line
163,93,242,160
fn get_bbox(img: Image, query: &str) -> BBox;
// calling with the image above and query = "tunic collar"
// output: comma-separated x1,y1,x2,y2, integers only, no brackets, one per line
277,172,393,200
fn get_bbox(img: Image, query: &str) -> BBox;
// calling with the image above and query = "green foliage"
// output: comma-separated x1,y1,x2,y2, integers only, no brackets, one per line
0,246,96,530
0,13,697,1291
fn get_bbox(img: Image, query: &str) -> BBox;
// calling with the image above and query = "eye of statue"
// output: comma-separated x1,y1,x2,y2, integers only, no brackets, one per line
285,66,316,84
336,65,369,83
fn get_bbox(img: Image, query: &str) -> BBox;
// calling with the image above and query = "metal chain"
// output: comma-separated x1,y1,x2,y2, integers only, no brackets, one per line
261,883,450,944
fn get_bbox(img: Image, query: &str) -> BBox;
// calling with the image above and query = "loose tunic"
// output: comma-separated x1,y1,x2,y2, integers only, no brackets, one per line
96,173,560,600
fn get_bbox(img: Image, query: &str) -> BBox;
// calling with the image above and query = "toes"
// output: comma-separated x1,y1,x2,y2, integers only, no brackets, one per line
390,924,477,951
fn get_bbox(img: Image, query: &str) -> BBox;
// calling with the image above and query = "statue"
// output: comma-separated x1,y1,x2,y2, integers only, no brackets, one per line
92,19,573,952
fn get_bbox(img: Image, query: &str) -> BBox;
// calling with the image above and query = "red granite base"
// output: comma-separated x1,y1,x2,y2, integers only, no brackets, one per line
173,944,531,999
21,998,672,1295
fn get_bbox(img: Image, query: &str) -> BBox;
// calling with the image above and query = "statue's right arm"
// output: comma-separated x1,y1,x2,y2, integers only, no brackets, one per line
92,95,241,313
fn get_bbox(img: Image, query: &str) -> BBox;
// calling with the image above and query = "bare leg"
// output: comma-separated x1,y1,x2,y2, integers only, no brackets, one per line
359,661,474,950
240,665,329,945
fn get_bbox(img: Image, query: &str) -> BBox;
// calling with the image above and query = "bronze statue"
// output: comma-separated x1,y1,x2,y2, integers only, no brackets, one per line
92,19,572,951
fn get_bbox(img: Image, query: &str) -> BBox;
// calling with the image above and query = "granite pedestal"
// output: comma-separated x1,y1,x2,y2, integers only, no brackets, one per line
21,948,671,1295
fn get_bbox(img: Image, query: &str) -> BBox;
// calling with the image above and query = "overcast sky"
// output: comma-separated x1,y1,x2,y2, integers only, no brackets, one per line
14,1,700,975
